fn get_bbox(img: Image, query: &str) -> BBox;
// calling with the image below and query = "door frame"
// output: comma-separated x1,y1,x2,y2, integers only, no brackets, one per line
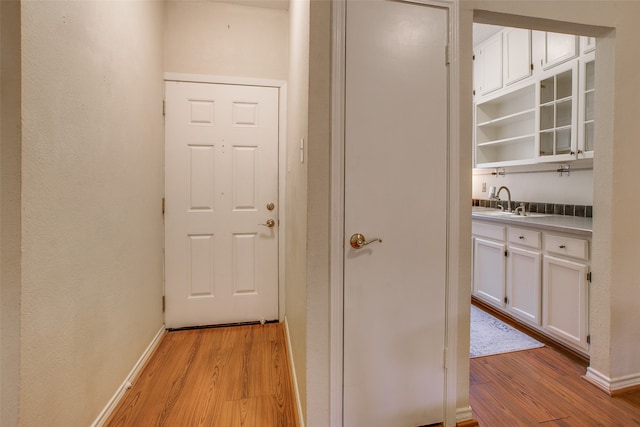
163,73,288,322
329,1,464,425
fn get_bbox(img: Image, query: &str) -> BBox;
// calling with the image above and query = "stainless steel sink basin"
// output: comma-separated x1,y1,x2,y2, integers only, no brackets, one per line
473,209,551,218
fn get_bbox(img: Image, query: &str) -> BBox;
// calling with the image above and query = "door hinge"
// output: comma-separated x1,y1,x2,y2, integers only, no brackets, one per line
445,45,450,66
587,334,591,344
162,197,165,215
162,295,166,312
505,250,508,257
587,272,592,282
472,54,475,61
504,296,509,305
163,100,166,116
531,63,534,71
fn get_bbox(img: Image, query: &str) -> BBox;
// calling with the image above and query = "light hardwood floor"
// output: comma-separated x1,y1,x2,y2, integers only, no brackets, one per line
105,323,298,427
471,335,640,426
105,317,640,426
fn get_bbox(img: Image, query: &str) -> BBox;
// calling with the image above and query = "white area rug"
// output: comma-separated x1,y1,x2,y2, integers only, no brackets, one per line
470,305,544,357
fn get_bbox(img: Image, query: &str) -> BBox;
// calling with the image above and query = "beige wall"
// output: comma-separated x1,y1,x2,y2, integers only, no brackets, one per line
285,0,309,421
164,1,288,80
461,0,640,391
1,2,21,425
20,2,165,425
305,2,332,425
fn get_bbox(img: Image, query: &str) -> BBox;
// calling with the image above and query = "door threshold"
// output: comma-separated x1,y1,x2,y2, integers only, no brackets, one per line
167,319,278,332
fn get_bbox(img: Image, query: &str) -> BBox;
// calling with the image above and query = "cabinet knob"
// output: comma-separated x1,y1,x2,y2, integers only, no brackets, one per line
519,235,525,240
559,244,566,249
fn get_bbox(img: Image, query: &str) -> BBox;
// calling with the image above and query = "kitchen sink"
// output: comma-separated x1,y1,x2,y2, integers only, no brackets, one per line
473,209,551,218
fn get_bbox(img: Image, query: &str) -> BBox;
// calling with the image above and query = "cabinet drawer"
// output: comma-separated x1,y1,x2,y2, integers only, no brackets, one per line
544,234,589,260
472,222,505,241
508,227,541,249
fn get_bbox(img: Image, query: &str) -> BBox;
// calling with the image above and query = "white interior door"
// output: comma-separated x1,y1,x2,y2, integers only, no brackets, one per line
343,1,449,426
164,81,279,329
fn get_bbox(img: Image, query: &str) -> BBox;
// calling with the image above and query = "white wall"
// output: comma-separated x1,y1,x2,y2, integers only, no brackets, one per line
285,0,309,421
461,0,640,395
0,2,21,425
472,168,594,205
20,2,165,425
164,1,288,80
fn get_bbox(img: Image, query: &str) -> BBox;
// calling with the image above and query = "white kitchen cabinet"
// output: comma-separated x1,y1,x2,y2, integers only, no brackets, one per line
472,218,591,355
542,32,579,70
578,52,595,158
473,237,506,308
581,36,596,54
506,227,541,326
473,26,596,168
475,83,536,167
537,60,579,162
504,28,532,86
475,32,503,96
472,222,542,322
543,255,589,352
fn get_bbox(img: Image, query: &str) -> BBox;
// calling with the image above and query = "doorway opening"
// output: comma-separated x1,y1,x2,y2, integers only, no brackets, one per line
470,13,611,364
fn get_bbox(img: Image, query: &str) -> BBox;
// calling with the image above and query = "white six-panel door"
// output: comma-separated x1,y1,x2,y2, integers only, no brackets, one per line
164,81,279,329
344,1,449,425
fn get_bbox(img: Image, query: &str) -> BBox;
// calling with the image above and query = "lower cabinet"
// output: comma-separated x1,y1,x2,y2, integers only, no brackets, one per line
543,254,590,352
472,220,590,354
473,237,506,308
507,246,541,326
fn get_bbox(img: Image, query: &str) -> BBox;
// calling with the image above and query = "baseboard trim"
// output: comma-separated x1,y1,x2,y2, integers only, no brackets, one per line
584,367,640,396
284,317,305,427
455,406,478,427
90,324,166,427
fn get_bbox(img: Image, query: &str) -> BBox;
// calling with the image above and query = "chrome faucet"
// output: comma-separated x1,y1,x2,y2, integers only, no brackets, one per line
490,185,512,212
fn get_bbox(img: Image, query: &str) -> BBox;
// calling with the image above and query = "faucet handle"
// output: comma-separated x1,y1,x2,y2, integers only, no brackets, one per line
515,202,527,216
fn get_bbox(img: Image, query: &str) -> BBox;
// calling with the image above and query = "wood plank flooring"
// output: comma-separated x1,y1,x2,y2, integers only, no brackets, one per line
106,316,640,426
105,323,298,427
470,342,640,426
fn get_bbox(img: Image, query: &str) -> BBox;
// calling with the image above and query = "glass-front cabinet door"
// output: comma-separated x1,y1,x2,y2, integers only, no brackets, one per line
537,60,578,162
578,52,595,158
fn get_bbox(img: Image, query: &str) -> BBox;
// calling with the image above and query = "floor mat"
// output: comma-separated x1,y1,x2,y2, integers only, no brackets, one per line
470,305,544,357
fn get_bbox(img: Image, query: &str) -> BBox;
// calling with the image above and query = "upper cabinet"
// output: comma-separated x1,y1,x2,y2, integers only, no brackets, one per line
541,32,579,70
474,28,531,96
538,60,578,162
474,27,595,168
578,53,596,158
474,33,503,96
504,28,532,86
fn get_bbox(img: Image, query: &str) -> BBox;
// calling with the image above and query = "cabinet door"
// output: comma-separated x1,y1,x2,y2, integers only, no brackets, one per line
504,28,532,86
478,34,503,96
473,238,506,308
538,60,579,162
578,54,595,159
543,32,579,70
507,246,541,326
542,255,589,351
581,36,596,54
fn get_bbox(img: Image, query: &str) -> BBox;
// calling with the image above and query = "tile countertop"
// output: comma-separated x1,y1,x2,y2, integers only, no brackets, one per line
472,207,593,237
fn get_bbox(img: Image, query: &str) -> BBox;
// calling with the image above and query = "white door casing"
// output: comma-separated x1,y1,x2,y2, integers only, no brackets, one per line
164,81,279,329
343,1,449,425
